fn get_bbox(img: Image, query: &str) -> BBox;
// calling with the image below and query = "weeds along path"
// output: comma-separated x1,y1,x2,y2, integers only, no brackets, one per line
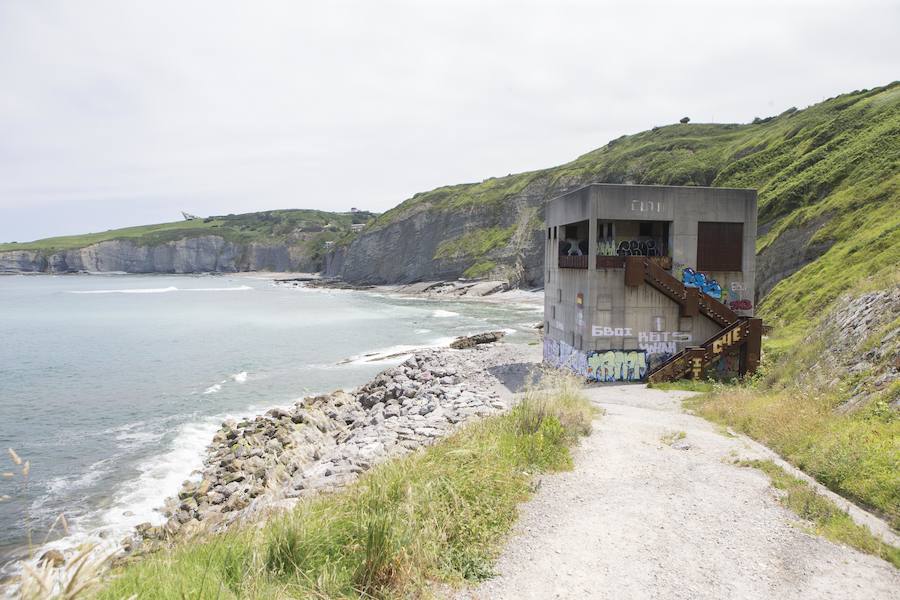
458,385,900,600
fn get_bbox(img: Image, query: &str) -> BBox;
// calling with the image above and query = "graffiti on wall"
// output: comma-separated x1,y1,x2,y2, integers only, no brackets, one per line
711,327,742,354
543,337,561,367
682,268,722,300
729,299,753,311
592,326,634,337
586,350,648,382
544,338,588,376
597,238,666,257
715,353,741,378
638,331,692,355
559,341,588,376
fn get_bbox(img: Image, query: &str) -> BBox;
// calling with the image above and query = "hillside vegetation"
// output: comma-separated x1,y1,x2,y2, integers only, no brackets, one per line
360,82,898,308
0,209,376,255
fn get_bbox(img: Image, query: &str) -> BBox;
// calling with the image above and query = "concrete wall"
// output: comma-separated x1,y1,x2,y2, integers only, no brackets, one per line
543,184,757,381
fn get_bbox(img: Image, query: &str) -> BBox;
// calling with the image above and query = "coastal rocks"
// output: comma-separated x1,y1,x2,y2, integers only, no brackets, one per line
129,338,521,548
450,331,506,349
38,550,65,568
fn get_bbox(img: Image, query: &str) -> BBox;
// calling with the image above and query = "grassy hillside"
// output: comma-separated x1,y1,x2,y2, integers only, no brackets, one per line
0,209,377,254
368,82,898,323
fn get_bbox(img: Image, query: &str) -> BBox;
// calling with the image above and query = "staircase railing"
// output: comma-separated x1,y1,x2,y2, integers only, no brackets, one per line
620,256,761,382
647,318,761,383
625,256,738,327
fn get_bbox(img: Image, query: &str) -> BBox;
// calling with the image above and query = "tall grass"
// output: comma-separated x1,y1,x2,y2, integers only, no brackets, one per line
688,386,899,531
741,460,900,568
95,370,594,599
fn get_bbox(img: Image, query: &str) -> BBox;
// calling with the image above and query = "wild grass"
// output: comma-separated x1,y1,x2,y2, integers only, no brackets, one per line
660,431,687,446
740,460,900,568
688,386,900,531
649,380,716,393
94,370,594,599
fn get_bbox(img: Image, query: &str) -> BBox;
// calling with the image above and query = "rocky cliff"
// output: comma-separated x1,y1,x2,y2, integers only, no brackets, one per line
0,237,316,274
332,83,899,319
0,209,375,274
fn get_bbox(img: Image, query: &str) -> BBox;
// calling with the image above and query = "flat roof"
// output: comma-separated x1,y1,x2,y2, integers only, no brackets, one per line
548,182,757,204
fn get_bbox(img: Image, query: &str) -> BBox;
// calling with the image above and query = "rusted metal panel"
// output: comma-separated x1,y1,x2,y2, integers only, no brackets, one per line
558,255,588,269
624,256,645,286
682,287,699,317
743,318,763,376
597,256,626,269
697,222,743,272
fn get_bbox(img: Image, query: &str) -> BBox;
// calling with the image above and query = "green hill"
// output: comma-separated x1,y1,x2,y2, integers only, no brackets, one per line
356,82,899,334
0,209,376,254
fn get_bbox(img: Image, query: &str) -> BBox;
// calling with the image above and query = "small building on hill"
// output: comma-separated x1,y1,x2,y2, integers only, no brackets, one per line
543,183,762,383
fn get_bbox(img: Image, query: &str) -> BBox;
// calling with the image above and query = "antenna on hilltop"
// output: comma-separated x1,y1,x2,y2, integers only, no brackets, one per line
182,211,200,221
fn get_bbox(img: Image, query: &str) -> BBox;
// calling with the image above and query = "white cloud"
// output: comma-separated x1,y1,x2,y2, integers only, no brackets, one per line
1,0,897,241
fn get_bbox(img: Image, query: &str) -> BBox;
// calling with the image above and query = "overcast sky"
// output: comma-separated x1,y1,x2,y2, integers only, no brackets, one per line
1,0,897,242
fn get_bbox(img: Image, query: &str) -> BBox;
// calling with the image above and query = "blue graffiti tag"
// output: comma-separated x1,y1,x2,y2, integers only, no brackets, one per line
682,268,722,300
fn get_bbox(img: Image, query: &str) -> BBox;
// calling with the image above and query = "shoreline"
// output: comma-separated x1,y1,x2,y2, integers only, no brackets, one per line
5,336,543,591
124,339,541,552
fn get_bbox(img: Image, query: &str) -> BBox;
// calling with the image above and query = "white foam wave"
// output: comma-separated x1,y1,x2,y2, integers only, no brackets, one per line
501,328,517,335
341,337,457,365
231,371,248,383
202,383,222,394
414,328,431,334
68,285,252,295
431,309,459,318
41,459,113,498
69,286,178,294
184,285,253,292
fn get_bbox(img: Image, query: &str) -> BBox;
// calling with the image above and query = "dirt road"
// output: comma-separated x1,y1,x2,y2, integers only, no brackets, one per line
458,384,899,599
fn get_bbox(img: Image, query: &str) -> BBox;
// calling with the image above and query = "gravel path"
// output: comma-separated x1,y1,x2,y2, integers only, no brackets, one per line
458,384,899,600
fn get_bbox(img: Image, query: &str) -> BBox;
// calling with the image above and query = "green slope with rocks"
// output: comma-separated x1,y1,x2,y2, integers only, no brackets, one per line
343,82,899,329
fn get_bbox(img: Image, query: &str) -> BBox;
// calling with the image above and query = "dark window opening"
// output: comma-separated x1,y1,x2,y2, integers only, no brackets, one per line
697,222,743,271
597,220,670,257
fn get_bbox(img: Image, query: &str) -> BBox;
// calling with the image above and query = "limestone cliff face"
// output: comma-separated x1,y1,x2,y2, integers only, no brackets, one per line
337,179,562,286
0,236,318,274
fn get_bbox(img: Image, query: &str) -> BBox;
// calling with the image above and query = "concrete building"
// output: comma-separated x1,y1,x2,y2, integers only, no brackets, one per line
543,183,762,383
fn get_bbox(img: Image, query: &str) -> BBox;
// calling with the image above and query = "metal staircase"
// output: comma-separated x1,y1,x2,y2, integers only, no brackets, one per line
623,257,762,382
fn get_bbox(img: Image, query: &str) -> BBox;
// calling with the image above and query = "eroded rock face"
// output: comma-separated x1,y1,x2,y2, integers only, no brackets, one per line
755,215,834,302
0,237,320,274
336,189,550,287
133,343,519,546
808,286,900,413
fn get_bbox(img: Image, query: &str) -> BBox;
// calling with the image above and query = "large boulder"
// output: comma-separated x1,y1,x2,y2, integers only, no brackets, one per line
449,331,505,349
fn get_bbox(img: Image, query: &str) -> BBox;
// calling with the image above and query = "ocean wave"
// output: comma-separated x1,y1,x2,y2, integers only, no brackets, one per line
431,309,460,318
231,371,248,383
41,458,114,498
203,383,222,394
68,285,252,295
69,286,179,294
183,285,253,292
414,328,432,334
339,337,457,365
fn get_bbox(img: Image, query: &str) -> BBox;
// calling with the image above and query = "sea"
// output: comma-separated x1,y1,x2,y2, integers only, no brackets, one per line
0,274,542,573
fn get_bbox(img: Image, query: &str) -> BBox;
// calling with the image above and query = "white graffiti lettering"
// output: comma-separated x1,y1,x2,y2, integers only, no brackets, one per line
591,326,634,337
637,331,692,343
639,341,677,354
630,200,663,213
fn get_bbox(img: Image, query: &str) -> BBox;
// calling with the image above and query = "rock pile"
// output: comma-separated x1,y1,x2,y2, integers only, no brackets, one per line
130,341,524,547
